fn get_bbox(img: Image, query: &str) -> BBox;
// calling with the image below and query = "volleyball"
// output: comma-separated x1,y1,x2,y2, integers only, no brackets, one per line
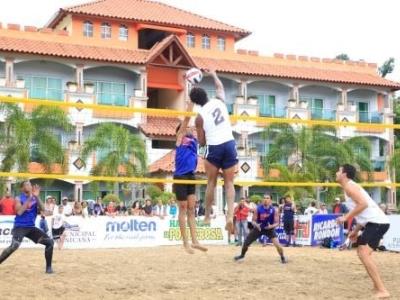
185,68,203,85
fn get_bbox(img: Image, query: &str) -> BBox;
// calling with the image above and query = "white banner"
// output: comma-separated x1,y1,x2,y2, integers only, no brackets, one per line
0,216,228,249
383,215,400,252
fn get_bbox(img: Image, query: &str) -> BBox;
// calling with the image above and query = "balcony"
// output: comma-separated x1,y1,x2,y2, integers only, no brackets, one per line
259,106,286,118
357,111,385,133
311,108,336,120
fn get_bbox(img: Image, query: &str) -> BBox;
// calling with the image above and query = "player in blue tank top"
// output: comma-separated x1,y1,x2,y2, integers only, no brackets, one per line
0,181,54,273
173,102,207,254
234,194,287,263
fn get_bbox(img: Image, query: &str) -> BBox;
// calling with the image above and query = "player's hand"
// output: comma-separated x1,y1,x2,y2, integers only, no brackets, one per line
336,216,346,224
348,231,358,242
252,221,261,231
32,184,41,197
203,68,216,76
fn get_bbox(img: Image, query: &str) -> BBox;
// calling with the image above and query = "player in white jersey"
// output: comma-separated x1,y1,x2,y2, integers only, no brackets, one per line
336,164,390,299
189,69,238,233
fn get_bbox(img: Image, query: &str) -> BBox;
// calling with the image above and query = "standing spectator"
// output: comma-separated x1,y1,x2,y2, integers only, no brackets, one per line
61,197,73,217
153,199,166,219
52,206,67,250
81,201,89,218
44,196,56,216
143,199,153,217
130,201,142,216
73,201,83,216
93,197,104,216
0,189,15,215
317,203,328,214
247,198,257,231
304,201,318,215
106,201,117,217
282,195,297,247
87,200,94,216
332,197,348,214
234,198,250,246
168,199,178,218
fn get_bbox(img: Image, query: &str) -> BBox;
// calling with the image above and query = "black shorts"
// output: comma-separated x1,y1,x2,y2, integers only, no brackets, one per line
52,226,65,240
261,228,277,239
284,220,295,235
12,227,49,244
205,140,238,170
357,223,390,250
173,174,196,201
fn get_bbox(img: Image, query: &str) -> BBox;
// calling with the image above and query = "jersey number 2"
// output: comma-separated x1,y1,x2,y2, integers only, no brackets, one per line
212,108,225,125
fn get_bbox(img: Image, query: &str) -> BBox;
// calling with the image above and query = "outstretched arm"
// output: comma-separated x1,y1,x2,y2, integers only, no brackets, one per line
195,115,206,146
176,102,194,147
205,68,225,102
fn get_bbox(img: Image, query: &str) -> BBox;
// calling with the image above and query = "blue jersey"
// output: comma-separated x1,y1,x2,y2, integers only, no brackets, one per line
257,205,275,229
282,203,295,222
174,134,198,176
14,193,38,228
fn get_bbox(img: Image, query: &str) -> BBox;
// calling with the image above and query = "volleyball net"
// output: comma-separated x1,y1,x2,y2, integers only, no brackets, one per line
0,95,399,206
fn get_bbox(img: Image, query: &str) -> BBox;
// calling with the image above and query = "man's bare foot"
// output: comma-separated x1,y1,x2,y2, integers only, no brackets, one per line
225,220,234,234
184,244,195,254
192,243,208,252
375,290,390,299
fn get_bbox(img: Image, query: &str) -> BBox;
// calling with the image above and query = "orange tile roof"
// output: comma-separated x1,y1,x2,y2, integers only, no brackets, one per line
28,162,64,174
49,0,250,39
195,57,400,89
140,116,180,137
0,36,148,64
149,149,206,174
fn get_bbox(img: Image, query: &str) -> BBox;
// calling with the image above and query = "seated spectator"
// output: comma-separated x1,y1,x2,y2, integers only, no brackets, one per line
106,201,117,217
153,199,166,219
143,199,153,217
130,201,142,216
93,197,104,216
168,199,178,218
0,189,15,215
317,203,328,214
332,197,347,214
39,214,49,234
73,201,83,216
61,197,73,217
44,196,56,216
304,201,318,215
81,201,89,218
379,203,390,215
195,200,205,217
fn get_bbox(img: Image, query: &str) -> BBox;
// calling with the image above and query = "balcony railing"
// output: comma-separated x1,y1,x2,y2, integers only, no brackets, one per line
259,106,286,118
96,93,130,107
359,111,382,123
311,108,336,120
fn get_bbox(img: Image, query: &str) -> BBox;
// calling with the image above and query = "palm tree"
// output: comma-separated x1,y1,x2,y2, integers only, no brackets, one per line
0,104,72,172
263,124,373,202
81,123,147,195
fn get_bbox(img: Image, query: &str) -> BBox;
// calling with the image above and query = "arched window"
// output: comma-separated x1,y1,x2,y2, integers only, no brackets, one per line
201,34,210,49
186,32,195,48
217,36,225,51
101,22,111,39
119,25,128,41
83,21,93,37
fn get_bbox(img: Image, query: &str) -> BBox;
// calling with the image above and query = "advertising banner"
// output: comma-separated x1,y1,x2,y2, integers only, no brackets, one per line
383,215,400,252
311,214,344,246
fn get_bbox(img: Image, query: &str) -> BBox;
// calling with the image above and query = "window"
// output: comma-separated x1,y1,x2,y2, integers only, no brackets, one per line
358,102,369,122
311,98,323,119
101,23,111,39
201,34,210,49
119,25,128,41
217,36,225,51
186,33,195,48
24,76,63,101
259,95,276,117
83,21,93,37
90,81,127,106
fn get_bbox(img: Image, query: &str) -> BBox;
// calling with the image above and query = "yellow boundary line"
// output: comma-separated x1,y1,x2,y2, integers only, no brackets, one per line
0,172,398,188
1,96,399,129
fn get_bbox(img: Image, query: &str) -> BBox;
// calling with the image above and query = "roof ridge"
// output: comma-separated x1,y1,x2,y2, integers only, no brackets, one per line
146,0,249,34
63,0,107,11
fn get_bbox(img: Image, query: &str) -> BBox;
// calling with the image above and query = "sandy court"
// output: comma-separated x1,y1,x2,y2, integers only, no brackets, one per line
0,245,399,300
